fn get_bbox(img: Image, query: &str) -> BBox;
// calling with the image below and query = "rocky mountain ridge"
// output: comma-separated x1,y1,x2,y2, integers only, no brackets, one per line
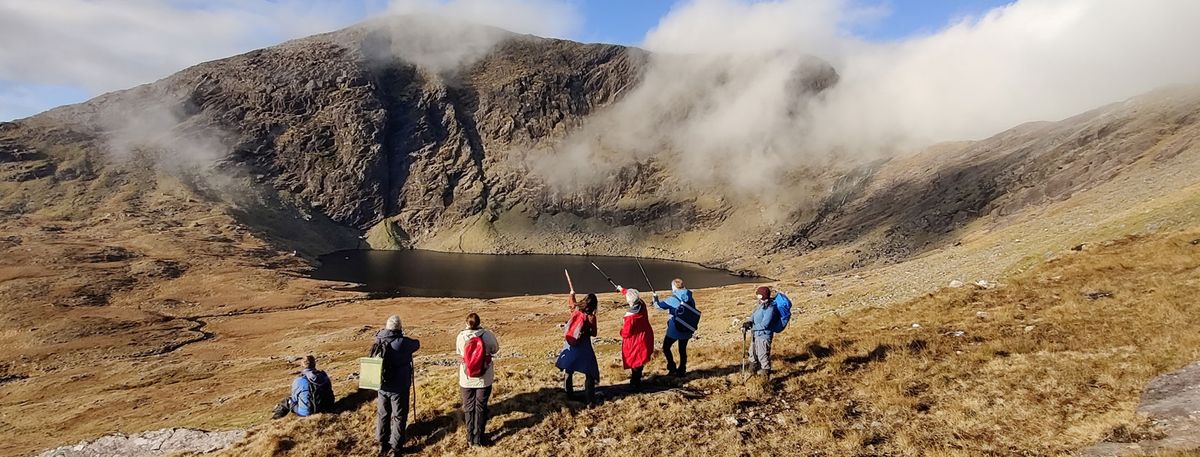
2,17,1198,276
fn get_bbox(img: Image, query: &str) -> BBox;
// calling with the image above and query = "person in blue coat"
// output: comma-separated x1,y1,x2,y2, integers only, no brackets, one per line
271,355,335,419
742,286,778,376
652,278,701,376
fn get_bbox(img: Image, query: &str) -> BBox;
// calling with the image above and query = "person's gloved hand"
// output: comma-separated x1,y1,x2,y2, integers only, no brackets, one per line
652,292,660,302
741,320,753,331
615,284,623,292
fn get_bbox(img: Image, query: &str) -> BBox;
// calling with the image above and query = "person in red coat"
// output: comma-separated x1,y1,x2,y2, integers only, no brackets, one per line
618,287,654,390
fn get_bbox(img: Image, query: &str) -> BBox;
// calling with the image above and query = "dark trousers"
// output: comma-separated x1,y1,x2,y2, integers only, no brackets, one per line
377,390,409,451
563,370,597,403
460,386,493,445
663,336,689,374
630,367,644,388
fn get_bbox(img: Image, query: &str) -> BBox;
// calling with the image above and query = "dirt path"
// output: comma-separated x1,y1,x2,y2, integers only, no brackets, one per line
135,296,368,357
1084,361,1200,456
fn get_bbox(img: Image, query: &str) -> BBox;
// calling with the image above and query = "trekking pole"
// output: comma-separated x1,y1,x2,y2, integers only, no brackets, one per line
410,364,417,422
740,328,747,382
564,269,575,293
635,259,655,295
589,262,619,290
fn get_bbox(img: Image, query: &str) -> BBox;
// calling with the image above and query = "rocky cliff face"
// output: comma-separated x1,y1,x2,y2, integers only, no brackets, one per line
28,20,646,238
3,17,1198,274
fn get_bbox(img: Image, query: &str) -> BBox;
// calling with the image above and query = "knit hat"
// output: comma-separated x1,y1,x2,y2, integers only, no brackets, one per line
625,288,641,305
755,286,771,302
624,288,643,315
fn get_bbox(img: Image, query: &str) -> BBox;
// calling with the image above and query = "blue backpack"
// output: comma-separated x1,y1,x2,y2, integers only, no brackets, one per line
768,292,792,333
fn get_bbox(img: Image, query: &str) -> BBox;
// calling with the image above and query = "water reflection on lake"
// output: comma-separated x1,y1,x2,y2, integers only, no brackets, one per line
310,250,762,299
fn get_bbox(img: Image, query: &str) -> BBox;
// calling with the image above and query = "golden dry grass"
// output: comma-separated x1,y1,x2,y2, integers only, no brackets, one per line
220,230,1200,456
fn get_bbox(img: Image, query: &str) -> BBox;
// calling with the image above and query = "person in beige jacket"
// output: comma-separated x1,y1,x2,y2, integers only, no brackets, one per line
456,313,500,446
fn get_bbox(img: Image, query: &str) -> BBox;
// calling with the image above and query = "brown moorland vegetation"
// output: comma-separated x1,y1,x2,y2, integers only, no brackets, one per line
221,229,1200,456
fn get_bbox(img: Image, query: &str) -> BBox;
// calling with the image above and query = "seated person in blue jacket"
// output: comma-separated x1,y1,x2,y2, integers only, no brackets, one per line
271,355,335,419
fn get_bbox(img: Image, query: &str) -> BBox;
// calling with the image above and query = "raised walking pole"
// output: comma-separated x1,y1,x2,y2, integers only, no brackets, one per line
564,269,575,293
590,262,619,290
635,259,655,295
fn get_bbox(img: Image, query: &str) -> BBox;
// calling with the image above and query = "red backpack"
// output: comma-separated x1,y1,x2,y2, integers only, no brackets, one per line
565,311,592,346
463,334,491,378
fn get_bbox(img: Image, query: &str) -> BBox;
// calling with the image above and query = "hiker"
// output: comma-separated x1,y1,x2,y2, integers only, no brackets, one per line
456,312,499,447
555,291,600,404
742,286,778,376
618,287,654,389
370,315,421,457
271,355,335,419
652,278,701,376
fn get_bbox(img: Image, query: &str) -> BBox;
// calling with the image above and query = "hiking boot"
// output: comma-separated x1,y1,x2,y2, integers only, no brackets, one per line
271,403,289,420
377,446,391,457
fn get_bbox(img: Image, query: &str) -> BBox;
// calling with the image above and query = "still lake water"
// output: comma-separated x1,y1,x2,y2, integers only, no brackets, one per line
311,250,762,299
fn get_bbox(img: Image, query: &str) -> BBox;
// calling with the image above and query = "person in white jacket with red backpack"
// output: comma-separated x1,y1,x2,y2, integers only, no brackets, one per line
456,312,500,447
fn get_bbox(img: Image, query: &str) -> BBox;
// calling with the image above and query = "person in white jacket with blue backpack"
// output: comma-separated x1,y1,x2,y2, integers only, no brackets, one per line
652,278,701,376
742,286,792,376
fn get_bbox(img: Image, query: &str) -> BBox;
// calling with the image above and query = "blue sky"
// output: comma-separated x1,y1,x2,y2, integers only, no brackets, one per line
573,0,1013,45
0,0,1015,121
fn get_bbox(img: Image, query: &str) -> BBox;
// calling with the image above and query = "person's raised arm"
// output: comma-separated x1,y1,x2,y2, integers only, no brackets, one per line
654,294,674,311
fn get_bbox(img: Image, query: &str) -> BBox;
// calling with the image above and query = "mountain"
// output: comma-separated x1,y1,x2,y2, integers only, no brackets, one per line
4,17,1197,277
1,16,848,270
1,16,1200,456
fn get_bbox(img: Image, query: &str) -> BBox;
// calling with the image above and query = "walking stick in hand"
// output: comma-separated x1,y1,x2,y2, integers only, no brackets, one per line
564,269,575,293
740,328,748,383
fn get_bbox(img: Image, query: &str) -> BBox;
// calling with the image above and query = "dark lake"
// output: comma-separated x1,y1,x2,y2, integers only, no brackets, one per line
310,250,762,299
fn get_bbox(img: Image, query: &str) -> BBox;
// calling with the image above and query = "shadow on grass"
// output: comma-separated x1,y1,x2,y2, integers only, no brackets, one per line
401,362,746,451
393,339,868,451
334,388,376,413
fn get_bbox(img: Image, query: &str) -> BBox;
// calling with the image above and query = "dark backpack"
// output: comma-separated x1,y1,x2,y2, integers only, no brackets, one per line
305,371,335,414
462,334,491,378
672,296,702,333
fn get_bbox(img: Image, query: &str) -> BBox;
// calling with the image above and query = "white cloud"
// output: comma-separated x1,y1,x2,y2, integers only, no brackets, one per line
0,0,357,94
532,0,1200,196
386,0,581,38
809,0,1200,149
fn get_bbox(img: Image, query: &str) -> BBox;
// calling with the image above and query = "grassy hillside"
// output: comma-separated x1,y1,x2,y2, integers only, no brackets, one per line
220,229,1200,456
